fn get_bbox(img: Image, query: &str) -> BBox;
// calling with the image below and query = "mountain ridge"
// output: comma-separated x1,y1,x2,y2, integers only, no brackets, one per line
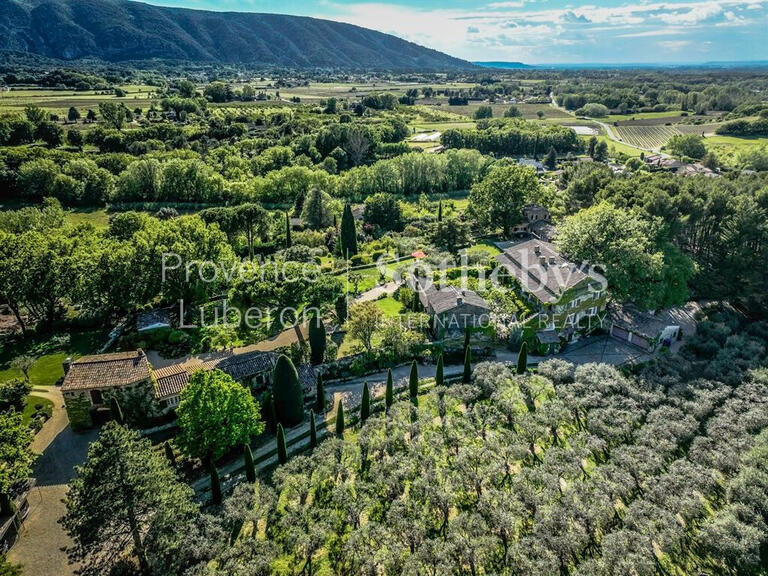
0,0,473,70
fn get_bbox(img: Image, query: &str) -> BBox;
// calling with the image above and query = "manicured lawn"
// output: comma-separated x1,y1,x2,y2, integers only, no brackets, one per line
0,330,106,387
375,296,403,317
22,395,54,427
464,240,501,258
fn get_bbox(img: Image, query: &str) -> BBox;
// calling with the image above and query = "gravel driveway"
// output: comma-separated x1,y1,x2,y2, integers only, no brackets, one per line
8,387,97,576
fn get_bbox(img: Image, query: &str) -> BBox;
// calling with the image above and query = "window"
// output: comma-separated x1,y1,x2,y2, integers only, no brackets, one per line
90,389,103,405
588,306,598,316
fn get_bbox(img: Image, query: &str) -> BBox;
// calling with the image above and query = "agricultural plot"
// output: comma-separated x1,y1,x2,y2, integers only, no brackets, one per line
612,125,681,150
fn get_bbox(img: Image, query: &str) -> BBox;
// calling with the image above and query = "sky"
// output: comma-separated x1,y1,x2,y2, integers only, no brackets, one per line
144,0,768,64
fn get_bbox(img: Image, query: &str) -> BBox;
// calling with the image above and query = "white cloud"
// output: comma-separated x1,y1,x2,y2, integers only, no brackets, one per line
657,39,693,50
312,0,767,62
617,27,685,37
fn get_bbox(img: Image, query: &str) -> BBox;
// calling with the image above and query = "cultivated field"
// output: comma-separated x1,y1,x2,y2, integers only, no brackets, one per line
613,123,725,150
613,125,680,150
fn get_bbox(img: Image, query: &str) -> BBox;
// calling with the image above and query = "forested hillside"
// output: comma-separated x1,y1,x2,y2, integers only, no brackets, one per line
0,0,472,69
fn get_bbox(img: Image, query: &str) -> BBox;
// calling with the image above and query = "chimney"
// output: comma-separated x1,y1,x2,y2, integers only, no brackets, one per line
549,257,556,265
539,256,547,267
137,348,145,358
62,357,72,375
534,245,541,255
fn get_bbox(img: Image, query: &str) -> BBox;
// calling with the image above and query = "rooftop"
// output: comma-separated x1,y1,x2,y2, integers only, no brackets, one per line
419,286,489,315
61,351,151,392
154,350,316,399
608,301,703,339
496,239,595,304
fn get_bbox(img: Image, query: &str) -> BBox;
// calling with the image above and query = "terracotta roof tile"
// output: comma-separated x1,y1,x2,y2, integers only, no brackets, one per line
61,351,150,392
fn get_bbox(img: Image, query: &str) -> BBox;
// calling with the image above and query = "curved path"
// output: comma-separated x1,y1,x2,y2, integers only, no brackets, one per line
8,387,96,576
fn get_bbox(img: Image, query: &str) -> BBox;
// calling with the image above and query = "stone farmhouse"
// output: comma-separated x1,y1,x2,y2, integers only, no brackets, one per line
61,348,315,430
418,285,491,339
509,204,556,242
496,239,608,353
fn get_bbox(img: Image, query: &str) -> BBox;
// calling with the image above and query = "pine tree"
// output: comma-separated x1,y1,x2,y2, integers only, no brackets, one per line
285,211,292,248
315,372,325,413
517,341,528,375
163,441,176,469
340,204,358,258
463,346,472,383
435,354,444,387
335,401,345,437
272,355,305,427
210,463,222,505
385,369,394,410
276,423,287,464
110,397,124,424
361,382,370,423
308,316,326,365
409,361,419,406
309,409,317,449
244,444,256,483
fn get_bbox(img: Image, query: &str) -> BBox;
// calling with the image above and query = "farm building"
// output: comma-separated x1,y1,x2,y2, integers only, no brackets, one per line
608,301,701,352
61,350,154,430
496,239,607,351
418,285,490,338
154,350,316,410
509,204,556,241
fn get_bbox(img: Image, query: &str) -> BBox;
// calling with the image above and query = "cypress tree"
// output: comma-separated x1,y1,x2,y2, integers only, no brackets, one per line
244,444,256,483
409,361,419,406
309,409,317,448
463,327,471,353
437,200,443,222
285,211,292,248
340,204,358,258
435,354,444,387
276,423,288,464
110,397,124,424
517,341,528,375
308,316,326,365
361,382,370,423
545,146,557,170
335,401,345,437
272,355,305,427
463,346,472,383
264,393,277,434
315,372,325,413
210,463,222,505
164,441,177,469
385,369,394,410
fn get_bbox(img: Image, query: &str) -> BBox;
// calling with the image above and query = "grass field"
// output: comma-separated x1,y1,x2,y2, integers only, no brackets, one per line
425,101,570,120
22,395,54,428
375,296,403,317
0,330,106,387
704,134,768,166
66,208,110,228
605,110,685,123
0,84,158,116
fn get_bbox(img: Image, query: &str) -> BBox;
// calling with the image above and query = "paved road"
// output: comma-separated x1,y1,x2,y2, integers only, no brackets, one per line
8,387,96,576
